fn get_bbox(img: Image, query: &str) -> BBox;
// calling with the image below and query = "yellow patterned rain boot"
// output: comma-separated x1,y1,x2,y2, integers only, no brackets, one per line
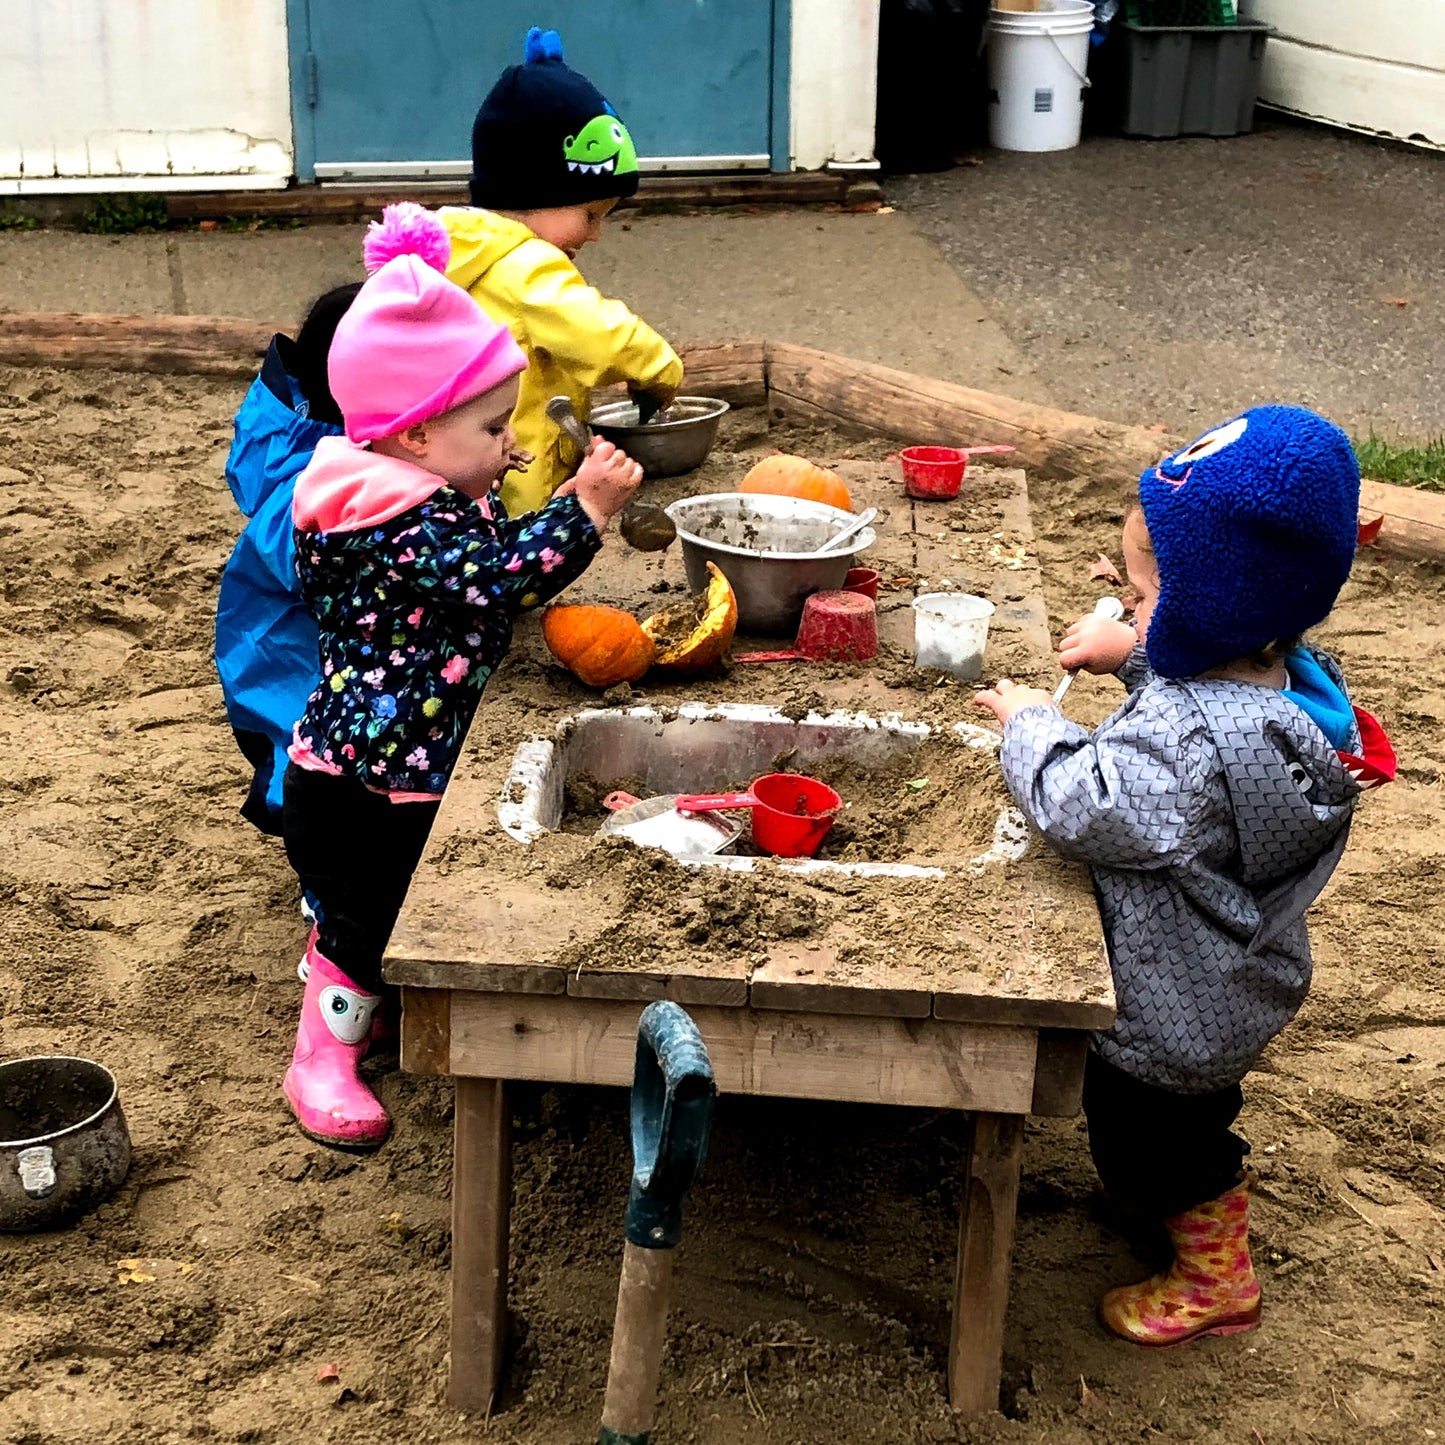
1100,1179,1261,1347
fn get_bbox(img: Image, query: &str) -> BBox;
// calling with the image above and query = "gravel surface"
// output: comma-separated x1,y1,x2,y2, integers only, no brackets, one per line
892,122,1445,439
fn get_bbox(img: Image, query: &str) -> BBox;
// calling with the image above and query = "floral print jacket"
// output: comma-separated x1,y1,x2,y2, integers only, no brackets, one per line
290,436,599,794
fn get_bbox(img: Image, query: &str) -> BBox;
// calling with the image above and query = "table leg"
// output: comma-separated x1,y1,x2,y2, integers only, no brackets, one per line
448,1077,512,1414
947,1111,1026,1415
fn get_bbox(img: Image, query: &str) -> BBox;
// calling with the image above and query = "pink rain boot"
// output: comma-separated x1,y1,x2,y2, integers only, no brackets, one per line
284,938,390,1147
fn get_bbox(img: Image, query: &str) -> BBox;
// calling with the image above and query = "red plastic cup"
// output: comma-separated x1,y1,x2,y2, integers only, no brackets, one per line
900,446,967,500
795,590,878,662
899,444,1018,500
733,591,878,665
674,773,841,858
843,567,881,601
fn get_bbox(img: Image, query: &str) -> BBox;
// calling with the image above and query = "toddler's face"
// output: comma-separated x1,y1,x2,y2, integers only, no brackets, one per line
525,199,618,259
1122,509,1160,644
411,378,520,498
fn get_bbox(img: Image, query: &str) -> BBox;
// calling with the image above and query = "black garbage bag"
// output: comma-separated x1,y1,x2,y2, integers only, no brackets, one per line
875,0,990,172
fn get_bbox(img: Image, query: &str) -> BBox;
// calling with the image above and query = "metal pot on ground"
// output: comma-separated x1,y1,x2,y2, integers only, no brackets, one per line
0,1056,131,1232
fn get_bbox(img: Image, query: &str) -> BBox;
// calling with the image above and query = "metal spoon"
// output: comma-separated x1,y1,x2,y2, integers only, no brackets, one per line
1052,596,1128,706
545,395,676,552
546,393,592,452
814,507,878,557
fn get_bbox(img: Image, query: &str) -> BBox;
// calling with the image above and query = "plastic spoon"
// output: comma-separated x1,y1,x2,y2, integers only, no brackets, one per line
813,507,878,557
1051,596,1128,706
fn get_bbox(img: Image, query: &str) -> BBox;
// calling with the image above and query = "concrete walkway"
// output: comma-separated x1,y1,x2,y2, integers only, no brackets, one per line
895,123,1445,439
2,120,1441,438
0,210,1050,403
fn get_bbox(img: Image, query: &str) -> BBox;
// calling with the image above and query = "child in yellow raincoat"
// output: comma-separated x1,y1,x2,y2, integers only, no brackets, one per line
441,27,683,515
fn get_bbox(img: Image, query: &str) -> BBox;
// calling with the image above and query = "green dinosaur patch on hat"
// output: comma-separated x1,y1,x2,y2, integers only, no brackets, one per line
564,115,639,178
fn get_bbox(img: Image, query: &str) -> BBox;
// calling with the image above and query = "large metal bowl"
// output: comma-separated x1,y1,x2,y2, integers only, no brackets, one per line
665,492,878,634
588,396,729,478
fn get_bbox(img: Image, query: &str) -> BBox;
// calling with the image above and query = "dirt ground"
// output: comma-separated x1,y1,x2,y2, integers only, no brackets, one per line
1,368,1443,1445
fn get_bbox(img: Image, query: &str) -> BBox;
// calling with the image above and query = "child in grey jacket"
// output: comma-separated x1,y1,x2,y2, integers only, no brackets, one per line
975,406,1395,1348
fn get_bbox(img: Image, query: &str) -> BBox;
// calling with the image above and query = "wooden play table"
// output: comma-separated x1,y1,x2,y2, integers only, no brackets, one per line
385,455,1114,1419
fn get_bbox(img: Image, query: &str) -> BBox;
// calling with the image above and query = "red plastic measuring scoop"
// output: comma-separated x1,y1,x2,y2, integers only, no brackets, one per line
673,773,841,859
899,445,1018,500
734,591,879,665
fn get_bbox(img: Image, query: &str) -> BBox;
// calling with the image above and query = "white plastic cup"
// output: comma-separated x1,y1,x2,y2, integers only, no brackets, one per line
913,593,996,681
988,1,1095,153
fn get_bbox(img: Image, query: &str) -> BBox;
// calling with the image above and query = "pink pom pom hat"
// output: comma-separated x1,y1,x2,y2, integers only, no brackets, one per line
328,203,527,443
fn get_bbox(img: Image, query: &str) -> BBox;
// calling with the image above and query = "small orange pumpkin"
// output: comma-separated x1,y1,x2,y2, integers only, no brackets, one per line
738,454,853,513
542,605,656,688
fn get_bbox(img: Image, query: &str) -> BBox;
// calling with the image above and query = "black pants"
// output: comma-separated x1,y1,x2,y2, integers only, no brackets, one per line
282,764,441,995
1082,1050,1249,1219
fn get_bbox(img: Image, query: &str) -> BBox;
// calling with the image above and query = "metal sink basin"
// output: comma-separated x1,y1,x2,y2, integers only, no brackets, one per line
498,703,1027,879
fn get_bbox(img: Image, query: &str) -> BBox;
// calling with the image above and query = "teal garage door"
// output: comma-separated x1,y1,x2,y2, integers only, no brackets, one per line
286,0,789,179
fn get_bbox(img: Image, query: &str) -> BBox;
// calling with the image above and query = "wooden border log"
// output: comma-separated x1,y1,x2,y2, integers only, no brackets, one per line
2,314,1440,561
766,341,1170,485
671,338,768,406
0,311,275,377
1359,478,1445,561
0,313,768,404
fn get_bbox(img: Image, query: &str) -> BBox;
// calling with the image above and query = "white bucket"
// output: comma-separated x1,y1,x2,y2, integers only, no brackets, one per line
988,1,1095,153
913,593,996,681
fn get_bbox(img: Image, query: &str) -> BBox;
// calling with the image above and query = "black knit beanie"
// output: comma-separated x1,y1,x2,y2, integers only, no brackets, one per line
470,28,640,211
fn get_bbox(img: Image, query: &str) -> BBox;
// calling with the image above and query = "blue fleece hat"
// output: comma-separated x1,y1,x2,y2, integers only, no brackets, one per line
1140,405,1360,679
470,28,640,212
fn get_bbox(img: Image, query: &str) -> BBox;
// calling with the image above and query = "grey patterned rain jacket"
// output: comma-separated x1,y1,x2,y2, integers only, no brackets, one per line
1000,644,1374,1094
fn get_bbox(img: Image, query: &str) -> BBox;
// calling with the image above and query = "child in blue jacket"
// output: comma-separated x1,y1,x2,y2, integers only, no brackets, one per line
216,284,359,837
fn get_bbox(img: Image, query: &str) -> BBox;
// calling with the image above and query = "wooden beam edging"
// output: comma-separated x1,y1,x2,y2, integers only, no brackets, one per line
1,314,1437,559
766,340,1169,485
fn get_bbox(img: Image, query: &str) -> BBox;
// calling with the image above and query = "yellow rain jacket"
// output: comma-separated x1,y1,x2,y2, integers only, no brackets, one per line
440,207,683,515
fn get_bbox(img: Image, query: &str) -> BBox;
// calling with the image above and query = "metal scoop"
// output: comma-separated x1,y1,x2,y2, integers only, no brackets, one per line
813,507,878,557
546,395,676,552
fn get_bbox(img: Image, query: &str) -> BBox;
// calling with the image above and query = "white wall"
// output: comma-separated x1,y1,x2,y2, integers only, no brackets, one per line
1240,0,1445,150
0,0,294,193
791,0,882,169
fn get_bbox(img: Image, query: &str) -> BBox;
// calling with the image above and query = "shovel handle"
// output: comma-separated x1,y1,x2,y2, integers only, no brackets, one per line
962,445,1017,458
673,791,759,814
603,791,641,812
732,650,803,664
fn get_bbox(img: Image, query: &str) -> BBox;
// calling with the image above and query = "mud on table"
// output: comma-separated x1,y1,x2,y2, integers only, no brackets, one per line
385,457,1114,1417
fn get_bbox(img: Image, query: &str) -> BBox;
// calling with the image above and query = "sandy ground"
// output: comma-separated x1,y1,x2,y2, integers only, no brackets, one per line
2,368,1444,1444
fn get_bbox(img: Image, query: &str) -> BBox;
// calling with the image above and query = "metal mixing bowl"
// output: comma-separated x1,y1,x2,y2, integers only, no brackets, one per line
1,1056,131,1232
587,396,730,478
664,492,878,634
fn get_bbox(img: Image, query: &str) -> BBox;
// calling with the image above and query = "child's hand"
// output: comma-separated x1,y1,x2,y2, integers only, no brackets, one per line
630,383,677,423
973,678,1056,727
490,448,533,494
1058,614,1137,676
570,439,643,534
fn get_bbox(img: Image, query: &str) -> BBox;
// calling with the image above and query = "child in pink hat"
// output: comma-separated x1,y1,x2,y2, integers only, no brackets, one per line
281,203,642,1147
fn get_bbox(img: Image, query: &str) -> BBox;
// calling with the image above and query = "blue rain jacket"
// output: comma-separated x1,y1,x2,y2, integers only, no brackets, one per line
215,336,338,834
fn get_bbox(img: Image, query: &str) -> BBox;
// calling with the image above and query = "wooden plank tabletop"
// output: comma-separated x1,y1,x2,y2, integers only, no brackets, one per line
385,434,1113,1032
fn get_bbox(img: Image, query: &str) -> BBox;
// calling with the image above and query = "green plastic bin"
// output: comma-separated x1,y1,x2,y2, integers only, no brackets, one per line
1119,19,1272,138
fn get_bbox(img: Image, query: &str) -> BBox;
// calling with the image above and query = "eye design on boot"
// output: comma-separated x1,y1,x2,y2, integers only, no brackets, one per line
1287,760,1312,793
318,985,377,1045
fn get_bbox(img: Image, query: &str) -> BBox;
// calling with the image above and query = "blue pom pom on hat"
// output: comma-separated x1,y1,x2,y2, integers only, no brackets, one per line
1139,405,1360,679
